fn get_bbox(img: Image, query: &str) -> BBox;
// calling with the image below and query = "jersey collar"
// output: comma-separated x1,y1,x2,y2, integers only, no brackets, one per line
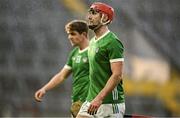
94,30,110,43
78,47,89,53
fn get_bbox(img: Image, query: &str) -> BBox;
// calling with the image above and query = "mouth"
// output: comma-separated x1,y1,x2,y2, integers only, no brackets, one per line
70,40,74,46
88,21,93,24
88,21,95,27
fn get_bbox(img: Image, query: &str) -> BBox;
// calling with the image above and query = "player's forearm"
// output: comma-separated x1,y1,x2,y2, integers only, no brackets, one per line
95,74,122,101
42,73,66,92
42,68,71,92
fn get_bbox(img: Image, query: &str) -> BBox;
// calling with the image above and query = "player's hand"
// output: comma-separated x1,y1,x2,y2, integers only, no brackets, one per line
87,98,102,115
34,88,46,102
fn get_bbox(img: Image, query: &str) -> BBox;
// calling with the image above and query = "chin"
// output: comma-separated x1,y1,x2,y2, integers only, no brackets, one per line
72,44,77,47
71,43,74,46
88,25,97,30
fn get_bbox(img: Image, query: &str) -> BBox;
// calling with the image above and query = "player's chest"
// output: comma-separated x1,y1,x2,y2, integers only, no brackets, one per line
88,44,108,61
72,54,88,64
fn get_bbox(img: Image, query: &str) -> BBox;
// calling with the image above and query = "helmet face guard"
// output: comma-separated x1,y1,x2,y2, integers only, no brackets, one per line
89,2,114,22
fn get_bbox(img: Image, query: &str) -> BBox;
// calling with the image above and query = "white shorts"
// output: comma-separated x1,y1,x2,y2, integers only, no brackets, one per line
78,101,125,118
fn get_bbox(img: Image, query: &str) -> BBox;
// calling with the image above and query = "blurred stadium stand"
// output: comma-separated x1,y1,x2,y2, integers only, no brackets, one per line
0,0,179,117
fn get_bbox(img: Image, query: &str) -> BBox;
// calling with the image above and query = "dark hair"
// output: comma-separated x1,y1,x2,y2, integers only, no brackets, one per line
65,20,88,34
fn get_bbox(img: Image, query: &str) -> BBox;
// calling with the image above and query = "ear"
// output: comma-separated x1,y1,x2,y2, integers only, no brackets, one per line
81,32,87,37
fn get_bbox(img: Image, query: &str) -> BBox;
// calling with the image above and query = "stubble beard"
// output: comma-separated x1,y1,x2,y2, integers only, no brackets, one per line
88,25,98,30
88,24,102,31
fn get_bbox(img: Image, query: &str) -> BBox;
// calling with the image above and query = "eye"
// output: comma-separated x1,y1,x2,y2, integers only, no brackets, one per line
91,10,96,15
68,32,73,35
88,9,99,15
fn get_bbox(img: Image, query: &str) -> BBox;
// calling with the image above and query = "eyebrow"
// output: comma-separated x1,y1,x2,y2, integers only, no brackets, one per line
88,8,100,12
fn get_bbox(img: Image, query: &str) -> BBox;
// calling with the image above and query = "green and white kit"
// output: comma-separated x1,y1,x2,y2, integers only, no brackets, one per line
87,30,125,104
65,47,89,102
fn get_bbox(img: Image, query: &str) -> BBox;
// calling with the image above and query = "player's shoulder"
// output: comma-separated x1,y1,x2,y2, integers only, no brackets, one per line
108,32,118,41
72,47,79,51
107,32,124,47
69,47,79,55
90,36,95,43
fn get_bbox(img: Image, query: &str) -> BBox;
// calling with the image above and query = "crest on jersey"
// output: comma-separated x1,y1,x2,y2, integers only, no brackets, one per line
95,48,99,53
72,57,76,61
82,57,88,63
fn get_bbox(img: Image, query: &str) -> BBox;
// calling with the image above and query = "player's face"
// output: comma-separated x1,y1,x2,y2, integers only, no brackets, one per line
86,9,102,30
67,30,83,47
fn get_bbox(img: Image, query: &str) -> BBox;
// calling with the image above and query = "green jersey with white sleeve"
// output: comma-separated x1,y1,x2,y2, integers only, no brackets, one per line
65,47,89,102
87,31,125,104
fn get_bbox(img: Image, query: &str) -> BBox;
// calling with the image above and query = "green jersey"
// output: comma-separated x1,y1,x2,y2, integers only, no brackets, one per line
87,31,125,104
65,47,89,102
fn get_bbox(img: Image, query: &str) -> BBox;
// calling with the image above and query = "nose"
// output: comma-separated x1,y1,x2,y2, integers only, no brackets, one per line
87,13,92,20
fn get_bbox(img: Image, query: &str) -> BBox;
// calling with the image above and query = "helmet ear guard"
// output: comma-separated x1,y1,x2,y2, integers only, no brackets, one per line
100,14,111,25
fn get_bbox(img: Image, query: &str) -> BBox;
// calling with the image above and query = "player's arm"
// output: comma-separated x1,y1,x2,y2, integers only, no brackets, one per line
88,61,123,114
34,66,72,102
96,61,123,100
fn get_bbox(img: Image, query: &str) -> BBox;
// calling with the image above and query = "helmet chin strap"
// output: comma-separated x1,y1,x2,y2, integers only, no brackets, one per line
92,23,102,31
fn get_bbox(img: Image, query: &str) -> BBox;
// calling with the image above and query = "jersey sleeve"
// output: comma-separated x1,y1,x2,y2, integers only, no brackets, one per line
65,49,74,70
107,38,124,63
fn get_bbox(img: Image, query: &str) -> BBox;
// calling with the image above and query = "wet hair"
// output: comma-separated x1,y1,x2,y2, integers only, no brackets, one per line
65,20,88,34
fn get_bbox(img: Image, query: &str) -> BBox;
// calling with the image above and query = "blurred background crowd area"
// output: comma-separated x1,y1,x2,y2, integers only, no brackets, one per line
0,0,179,117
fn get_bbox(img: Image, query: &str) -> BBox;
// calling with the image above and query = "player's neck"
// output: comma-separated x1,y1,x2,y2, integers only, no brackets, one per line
79,38,89,50
94,26,109,39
